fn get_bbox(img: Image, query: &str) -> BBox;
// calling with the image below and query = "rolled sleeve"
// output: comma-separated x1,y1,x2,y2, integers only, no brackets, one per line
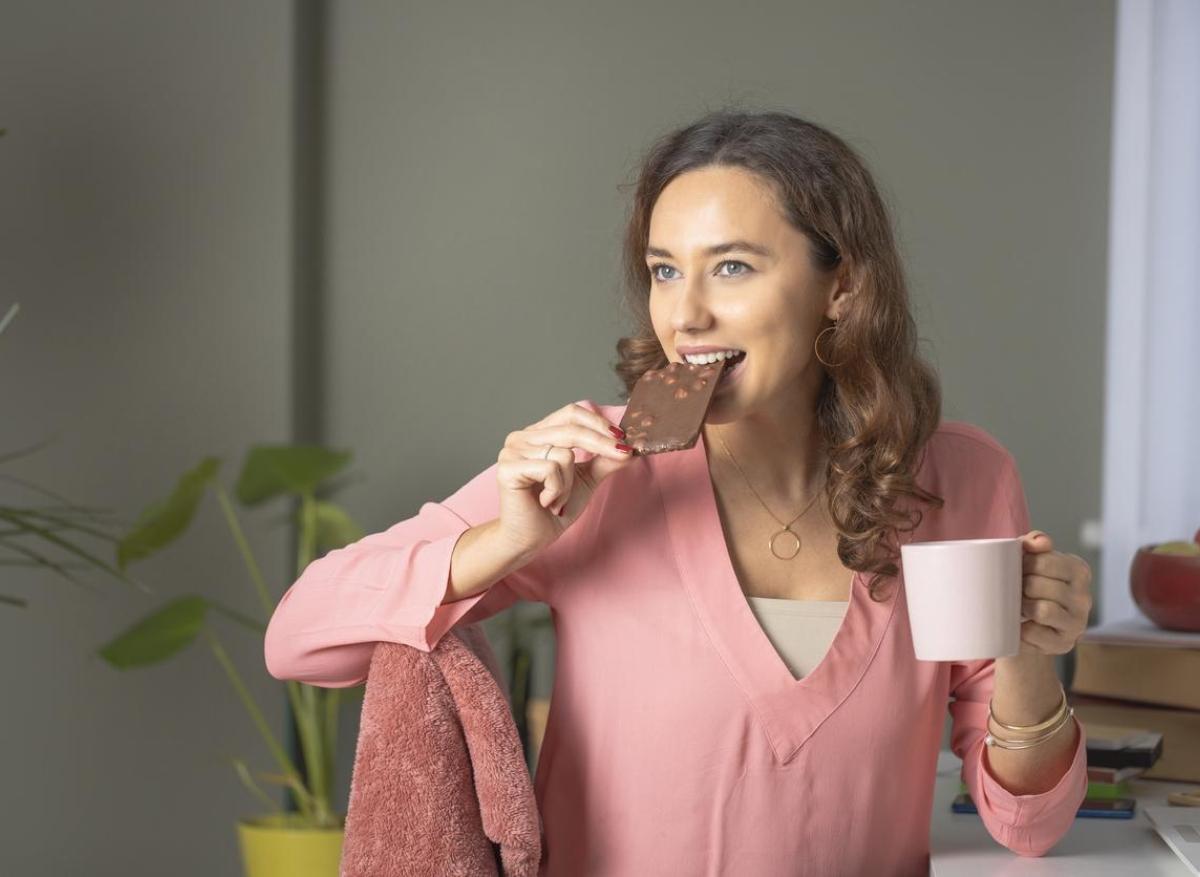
971,714,1088,856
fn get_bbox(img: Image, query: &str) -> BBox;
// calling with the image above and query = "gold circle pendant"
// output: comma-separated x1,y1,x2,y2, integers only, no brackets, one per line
769,528,802,560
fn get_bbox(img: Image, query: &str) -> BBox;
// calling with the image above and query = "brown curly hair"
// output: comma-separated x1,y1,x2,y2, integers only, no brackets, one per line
613,107,945,602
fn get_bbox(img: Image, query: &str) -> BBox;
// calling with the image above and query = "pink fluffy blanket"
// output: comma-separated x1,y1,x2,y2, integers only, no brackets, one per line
340,624,543,876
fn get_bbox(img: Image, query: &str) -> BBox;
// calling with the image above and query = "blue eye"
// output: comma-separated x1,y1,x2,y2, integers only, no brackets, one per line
716,260,751,277
649,260,753,282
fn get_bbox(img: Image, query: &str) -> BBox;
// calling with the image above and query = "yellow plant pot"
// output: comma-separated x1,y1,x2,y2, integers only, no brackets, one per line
237,812,345,877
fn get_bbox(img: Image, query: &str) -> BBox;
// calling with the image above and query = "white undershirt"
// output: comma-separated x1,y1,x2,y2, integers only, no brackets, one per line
744,597,850,680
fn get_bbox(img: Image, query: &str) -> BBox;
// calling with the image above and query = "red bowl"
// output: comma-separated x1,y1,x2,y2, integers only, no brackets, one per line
1130,544,1200,632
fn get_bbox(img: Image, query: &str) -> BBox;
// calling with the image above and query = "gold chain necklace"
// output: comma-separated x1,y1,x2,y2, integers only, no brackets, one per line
713,429,828,561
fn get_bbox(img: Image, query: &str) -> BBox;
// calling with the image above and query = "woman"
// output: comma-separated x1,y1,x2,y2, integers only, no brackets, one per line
264,110,1093,875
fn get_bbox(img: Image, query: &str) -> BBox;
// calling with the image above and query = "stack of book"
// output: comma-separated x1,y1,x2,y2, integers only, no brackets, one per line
1068,617,1200,783
1087,764,1145,799
1083,724,1162,792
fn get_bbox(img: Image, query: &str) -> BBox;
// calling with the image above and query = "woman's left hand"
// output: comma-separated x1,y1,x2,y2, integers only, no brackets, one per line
1015,530,1093,656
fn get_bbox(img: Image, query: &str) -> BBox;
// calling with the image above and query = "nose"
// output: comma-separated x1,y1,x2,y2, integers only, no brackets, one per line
668,280,713,335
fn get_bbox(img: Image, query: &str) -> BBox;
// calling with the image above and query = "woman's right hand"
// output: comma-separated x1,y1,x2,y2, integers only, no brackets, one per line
495,401,635,557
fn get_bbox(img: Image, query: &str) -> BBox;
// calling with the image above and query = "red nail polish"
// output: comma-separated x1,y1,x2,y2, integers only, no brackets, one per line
608,425,626,439
615,442,634,453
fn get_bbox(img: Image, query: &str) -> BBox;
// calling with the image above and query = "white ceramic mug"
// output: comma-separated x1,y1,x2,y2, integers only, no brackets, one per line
900,537,1023,661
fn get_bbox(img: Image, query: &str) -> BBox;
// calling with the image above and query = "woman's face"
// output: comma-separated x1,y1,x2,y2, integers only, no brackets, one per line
646,165,844,424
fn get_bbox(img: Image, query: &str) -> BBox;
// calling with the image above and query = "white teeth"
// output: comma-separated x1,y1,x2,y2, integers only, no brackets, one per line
683,349,742,365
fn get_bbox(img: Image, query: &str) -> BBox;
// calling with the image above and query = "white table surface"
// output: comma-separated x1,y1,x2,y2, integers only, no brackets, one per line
930,750,1196,875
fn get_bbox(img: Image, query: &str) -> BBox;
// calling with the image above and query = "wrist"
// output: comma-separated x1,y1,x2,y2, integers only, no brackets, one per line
443,519,543,605
992,653,1065,728
487,518,545,567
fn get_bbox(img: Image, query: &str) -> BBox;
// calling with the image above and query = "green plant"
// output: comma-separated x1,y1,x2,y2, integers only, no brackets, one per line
0,301,147,606
99,447,367,827
100,444,555,824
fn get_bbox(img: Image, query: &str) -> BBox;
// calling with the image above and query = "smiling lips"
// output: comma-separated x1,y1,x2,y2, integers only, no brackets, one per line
681,351,746,370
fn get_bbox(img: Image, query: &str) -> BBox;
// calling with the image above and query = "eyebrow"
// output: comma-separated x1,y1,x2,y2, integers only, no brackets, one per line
645,240,775,260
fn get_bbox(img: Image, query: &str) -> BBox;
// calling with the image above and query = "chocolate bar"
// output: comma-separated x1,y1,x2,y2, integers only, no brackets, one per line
618,361,723,454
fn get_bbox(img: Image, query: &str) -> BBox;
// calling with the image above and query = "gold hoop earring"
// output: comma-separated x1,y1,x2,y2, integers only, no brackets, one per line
814,322,843,368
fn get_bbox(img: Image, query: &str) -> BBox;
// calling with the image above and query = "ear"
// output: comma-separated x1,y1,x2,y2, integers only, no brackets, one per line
825,260,858,321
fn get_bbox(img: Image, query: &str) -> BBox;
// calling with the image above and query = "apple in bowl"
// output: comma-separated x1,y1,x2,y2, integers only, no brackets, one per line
1130,527,1200,631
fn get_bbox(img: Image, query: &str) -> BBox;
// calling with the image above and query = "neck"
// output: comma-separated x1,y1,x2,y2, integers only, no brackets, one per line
702,406,829,507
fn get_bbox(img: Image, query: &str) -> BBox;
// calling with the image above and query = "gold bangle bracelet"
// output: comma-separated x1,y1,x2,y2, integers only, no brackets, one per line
985,708,1075,749
987,685,1068,734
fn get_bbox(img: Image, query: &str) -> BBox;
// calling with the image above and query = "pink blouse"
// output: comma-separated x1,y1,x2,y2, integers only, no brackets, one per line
264,399,1088,876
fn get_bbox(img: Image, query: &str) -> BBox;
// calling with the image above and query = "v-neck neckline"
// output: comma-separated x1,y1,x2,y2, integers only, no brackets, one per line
654,429,905,765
